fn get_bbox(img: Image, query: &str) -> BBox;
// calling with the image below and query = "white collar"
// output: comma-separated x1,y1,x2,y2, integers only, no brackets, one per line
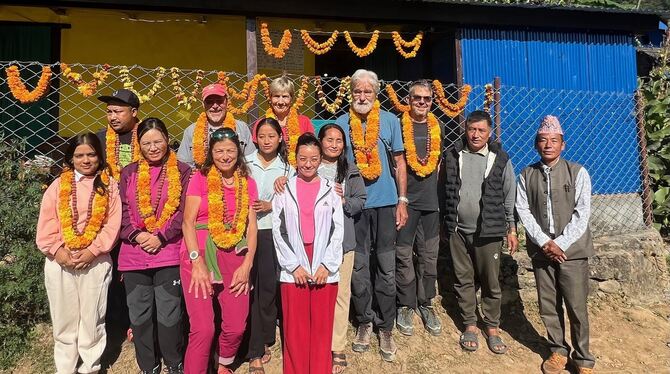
74,170,86,182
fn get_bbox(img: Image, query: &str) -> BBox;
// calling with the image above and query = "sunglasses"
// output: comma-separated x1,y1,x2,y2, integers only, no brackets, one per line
211,128,238,142
411,95,433,103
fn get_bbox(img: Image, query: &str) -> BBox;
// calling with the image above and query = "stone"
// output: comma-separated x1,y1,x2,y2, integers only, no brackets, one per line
598,280,621,294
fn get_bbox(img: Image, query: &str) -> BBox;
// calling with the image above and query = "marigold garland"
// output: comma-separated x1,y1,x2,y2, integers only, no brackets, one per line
300,30,339,55
385,83,410,113
5,65,52,104
226,74,266,115
61,63,111,97
349,100,382,180
433,80,472,117
260,22,292,59
265,107,301,167
391,31,423,59
344,30,380,57
292,76,309,110
120,66,167,103
171,67,204,110
136,151,182,233
401,112,441,177
314,76,351,114
58,168,109,250
193,111,237,166
483,83,495,113
106,124,140,181
207,169,249,249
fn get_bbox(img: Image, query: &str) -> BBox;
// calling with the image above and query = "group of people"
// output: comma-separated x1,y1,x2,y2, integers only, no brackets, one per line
35,68,595,374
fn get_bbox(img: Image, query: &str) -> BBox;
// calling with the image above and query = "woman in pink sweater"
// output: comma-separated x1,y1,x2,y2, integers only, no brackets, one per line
36,133,121,374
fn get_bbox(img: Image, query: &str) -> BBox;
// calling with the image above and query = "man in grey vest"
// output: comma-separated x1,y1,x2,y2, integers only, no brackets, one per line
443,110,518,354
515,115,595,374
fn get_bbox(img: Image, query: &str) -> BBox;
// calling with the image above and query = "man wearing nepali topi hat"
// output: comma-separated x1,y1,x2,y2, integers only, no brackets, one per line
515,115,596,374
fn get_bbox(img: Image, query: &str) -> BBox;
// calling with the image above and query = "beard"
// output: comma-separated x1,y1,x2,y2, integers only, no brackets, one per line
353,100,374,115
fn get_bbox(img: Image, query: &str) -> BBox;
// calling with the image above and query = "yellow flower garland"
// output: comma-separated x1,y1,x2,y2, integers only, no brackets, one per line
58,169,109,250
120,66,167,103
401,112,441,177
106,124,140,181
136,151,182,233
292,76,309,110
265,107,301,167
170,67,204,110
207,169,249,249
193,111,237,166
433,80,472,118
344,30,380,57
385,83,410,113
349,100,382,180
300,30,339,55
260,22,292,59
227,74,265,115
5,65,52,104
483,83,495,113
391,31,423,59
314,76,351,114
61,63,111,97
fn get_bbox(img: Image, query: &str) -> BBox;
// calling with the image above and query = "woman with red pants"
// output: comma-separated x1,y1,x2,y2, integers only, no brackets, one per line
181,127,258,374
272,133,344,374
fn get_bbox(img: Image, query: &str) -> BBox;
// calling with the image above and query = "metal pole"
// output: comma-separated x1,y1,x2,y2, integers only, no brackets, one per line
246,17,258,122
635,89,654,227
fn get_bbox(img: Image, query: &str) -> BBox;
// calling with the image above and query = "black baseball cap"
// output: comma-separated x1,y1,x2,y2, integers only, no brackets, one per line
98,89,140,108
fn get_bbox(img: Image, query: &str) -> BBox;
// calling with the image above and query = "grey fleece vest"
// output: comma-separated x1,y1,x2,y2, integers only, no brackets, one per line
521,158,594,260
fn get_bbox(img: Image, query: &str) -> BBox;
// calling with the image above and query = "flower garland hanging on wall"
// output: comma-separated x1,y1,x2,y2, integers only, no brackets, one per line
61,63,111,97
483,83,495,113
314,76,351,114
385,83,410,113
300,30,339,55
119,66,167,103
344,30,380,57
391,31,423,59
260,22,292,59
433,80,472,118
226,74,266,115
5,65,52,104
171,67,204,110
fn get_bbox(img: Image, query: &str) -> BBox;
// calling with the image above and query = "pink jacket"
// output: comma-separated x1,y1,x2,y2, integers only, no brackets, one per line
118,160,191,271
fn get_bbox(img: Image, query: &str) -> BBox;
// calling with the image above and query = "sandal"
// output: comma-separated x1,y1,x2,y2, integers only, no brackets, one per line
332,352,347,374
459,331,479,352
261,345,272,364
485,334,509,354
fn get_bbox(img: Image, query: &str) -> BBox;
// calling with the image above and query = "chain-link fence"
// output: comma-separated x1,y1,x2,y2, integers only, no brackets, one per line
0,61,650,236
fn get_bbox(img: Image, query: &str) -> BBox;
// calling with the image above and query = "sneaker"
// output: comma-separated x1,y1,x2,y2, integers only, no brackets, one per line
378,330,397,362
352,322,373,352
541,352,568,374
418,305,442,336
396,306,415,336
164,363,183,374
141,365,161,374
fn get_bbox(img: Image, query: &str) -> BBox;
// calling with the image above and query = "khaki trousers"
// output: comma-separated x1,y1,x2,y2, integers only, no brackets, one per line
331,251,355,351
44,254,112,374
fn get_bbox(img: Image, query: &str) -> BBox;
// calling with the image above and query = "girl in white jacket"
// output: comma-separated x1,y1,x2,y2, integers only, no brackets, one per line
272,133,344,374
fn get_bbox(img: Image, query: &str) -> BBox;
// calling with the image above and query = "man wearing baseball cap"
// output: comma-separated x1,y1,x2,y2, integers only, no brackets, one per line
177,83,255,168
515,115,596,374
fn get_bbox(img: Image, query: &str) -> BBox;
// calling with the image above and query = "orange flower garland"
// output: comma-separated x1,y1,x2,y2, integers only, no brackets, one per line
391,31,423,59
265,107,301,167
106,125,140,181
314,76,351,114
207,169,249,249
292,76,309,110
349,100,382,180
5,65,52,104
226,74,266,115
61,63,111,97
58,169,109,250
433,80,472,117
193,111,237,166
385,83,410,113
344,30,380,57
136,151,182,233
260,22,292,59
401,112,441,177
300,30,339,55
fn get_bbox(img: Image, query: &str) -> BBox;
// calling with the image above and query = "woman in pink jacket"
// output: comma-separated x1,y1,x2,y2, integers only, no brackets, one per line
36,133,121,374
118,118,191,374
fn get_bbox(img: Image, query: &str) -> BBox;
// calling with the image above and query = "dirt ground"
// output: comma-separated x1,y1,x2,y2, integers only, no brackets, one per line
8,293,670,374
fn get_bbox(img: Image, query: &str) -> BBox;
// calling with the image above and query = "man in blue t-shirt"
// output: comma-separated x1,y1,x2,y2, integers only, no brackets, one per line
335,69,408,362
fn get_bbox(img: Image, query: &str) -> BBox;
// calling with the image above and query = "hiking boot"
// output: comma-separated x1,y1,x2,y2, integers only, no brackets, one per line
164,362,183,374
378,330,397,362
141,364,161,374
418,305,442,336
352,322,373,352
541,352,568,374
396,306,415,336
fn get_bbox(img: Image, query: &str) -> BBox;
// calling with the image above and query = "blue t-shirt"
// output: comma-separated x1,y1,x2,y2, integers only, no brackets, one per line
335,110,404,209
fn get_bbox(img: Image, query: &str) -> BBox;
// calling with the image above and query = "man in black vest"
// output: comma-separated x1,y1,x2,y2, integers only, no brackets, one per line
443,110,517,354
515,115,595,374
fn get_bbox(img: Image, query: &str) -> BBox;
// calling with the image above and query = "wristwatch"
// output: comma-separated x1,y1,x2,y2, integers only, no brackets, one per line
398,196,409,204
189,251,200,261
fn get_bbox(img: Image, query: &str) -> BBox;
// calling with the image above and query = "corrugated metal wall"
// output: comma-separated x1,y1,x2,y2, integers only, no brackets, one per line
461,28,641,195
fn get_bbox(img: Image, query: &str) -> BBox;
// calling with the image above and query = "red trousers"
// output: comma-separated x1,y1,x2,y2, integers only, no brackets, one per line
281,243,338,374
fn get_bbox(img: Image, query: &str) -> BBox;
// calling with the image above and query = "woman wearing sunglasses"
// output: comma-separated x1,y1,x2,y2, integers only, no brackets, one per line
180,127,259,374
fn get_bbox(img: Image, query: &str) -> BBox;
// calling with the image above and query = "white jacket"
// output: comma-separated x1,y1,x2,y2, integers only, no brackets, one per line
272,176,344,283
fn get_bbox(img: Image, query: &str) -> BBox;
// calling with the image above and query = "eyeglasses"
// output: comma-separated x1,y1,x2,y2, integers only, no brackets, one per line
211,128,238,142
352,89,376,98
411,95,433,103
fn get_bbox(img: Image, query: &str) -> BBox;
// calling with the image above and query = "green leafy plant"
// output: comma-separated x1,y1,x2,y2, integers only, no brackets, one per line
0,138,52,368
